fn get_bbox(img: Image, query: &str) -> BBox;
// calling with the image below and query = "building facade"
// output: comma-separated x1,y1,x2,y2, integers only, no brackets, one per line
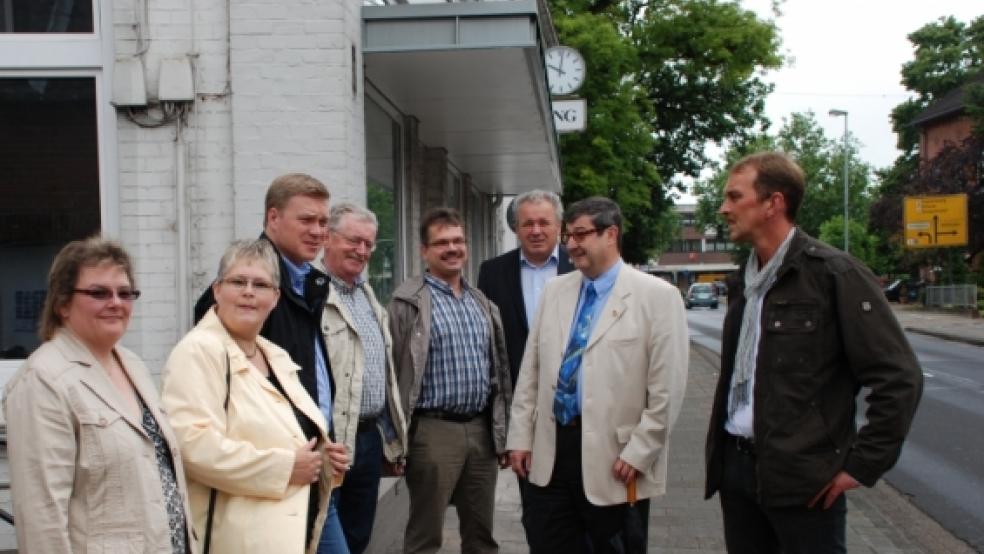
646,190,737,290
0,0,560,378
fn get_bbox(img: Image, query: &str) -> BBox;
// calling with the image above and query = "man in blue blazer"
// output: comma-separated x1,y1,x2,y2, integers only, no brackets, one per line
477,190,574,541
478,190,574,388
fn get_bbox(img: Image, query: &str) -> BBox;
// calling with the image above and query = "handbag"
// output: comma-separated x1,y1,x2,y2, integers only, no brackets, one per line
203,351,231,554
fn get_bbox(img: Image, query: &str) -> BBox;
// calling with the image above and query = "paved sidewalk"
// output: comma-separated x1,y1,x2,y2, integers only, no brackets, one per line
891,303,984,346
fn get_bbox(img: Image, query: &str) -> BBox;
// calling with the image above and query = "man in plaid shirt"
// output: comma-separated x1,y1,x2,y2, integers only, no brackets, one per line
388,207,511,554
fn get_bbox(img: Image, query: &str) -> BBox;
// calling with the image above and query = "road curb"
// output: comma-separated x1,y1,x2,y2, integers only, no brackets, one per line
904,326,984,347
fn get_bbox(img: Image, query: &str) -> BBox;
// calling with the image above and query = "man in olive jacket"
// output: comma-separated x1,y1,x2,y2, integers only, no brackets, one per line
388,207,511,554
704,152,923,553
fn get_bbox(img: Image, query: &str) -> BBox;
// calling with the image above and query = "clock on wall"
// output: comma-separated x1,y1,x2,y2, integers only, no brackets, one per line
544,46,586,96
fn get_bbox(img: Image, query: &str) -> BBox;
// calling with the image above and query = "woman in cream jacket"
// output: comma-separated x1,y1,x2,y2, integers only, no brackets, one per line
4,237,194,553
162,240,347,553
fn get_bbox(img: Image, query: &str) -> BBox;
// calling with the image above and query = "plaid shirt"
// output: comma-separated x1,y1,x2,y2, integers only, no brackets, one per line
328,275,387,418
417,273,491,414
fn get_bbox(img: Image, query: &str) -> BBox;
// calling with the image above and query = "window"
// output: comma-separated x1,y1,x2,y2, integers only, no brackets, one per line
0,77,100,359
0,0,114,372
668,239,702,253
0,0,93,33
365,95,404,304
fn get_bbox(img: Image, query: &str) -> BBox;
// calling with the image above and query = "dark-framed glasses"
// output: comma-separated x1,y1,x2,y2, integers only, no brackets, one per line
221,277,278,293
561,226,607,244
73,287,141,302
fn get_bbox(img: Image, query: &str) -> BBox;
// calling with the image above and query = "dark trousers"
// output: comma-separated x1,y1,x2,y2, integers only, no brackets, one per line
336,423,384,554
719,436,846,554
524,423,649,554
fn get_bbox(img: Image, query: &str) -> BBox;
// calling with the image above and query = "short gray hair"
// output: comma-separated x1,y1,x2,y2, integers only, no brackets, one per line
514,190,563,224
329,202,378,232
216,239,280,285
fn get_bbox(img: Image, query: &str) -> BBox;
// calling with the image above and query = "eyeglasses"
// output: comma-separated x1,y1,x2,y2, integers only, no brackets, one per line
335,231,376,253
73,287,141,302
427,237,467,249
221,277,278,293
561,226,607,244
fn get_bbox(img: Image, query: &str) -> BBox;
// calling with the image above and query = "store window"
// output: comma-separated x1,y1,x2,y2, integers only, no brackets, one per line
365,96,403,304
0,0,93,33
0,77,100,359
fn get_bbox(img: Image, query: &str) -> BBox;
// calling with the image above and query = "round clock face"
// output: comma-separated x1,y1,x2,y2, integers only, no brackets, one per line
545,46,586,96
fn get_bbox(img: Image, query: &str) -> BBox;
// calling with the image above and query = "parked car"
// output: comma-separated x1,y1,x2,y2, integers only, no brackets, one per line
883,279,923,303
685,283,719,309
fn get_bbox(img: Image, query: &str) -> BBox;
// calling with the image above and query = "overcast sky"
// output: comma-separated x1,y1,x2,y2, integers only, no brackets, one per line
743,0,981,171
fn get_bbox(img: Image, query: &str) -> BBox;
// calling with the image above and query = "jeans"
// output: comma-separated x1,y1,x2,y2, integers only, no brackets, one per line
719,435,847,553
317,492,351,554
336,423,384,554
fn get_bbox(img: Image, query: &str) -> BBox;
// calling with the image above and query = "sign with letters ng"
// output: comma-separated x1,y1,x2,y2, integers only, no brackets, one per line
552,99,587,133
903,194,968,248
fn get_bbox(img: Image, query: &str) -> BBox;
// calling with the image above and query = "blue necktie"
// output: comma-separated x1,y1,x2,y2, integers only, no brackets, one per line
553,283,597,425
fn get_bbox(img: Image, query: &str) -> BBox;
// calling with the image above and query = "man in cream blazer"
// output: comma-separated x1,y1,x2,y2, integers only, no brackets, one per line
506,196,689,552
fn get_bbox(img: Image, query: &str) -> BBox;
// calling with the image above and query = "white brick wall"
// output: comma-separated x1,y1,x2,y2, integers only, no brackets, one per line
113,0,365,373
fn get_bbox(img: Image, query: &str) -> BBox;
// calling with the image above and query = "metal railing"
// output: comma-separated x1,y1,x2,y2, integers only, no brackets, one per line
924,284,979,309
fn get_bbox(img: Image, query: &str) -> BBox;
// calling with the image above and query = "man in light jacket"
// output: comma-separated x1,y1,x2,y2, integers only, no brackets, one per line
319,203,408,553
506,196,689,552
388,207,511,554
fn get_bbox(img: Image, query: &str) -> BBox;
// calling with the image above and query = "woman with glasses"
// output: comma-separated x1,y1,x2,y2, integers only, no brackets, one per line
3,236,194,553
161,239,347,554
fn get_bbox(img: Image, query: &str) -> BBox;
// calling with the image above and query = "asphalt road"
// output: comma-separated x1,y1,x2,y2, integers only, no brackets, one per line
685,305,984,552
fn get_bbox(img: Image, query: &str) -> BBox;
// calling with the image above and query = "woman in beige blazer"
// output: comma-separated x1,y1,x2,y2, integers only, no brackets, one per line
3,236,194,553
161,240,347,554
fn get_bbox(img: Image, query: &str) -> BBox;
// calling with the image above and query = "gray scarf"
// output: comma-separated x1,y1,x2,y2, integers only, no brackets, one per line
728,228,796,420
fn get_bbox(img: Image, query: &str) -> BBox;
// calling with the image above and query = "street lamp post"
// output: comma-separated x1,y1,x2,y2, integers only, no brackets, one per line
828,109,849,253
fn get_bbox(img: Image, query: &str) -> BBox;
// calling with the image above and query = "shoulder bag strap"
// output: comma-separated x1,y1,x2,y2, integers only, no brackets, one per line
203,351,232,554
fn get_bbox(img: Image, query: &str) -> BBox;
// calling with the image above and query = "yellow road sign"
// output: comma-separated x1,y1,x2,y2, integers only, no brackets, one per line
903,194,968,248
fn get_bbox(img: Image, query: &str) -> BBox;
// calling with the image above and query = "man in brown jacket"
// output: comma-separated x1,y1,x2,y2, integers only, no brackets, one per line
704,152,923,553
387,207,511,554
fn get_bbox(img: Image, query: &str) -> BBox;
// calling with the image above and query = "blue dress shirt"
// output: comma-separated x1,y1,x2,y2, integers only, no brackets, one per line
519,246,561,326
281,255,333,427
571,260,623,412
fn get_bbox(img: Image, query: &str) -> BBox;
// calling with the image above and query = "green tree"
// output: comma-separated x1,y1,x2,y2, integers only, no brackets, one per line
549,0,783,262
775,112,873,239
873,15,984,275
818,216,891,274
890,15,984,155
692,113,873,261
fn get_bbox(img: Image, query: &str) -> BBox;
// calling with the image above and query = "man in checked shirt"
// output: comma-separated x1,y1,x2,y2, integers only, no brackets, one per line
388,207,511,554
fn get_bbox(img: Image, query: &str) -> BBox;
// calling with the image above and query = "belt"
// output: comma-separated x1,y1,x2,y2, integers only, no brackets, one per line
727,433,756,456
357,416,378,433
415,409,483,423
